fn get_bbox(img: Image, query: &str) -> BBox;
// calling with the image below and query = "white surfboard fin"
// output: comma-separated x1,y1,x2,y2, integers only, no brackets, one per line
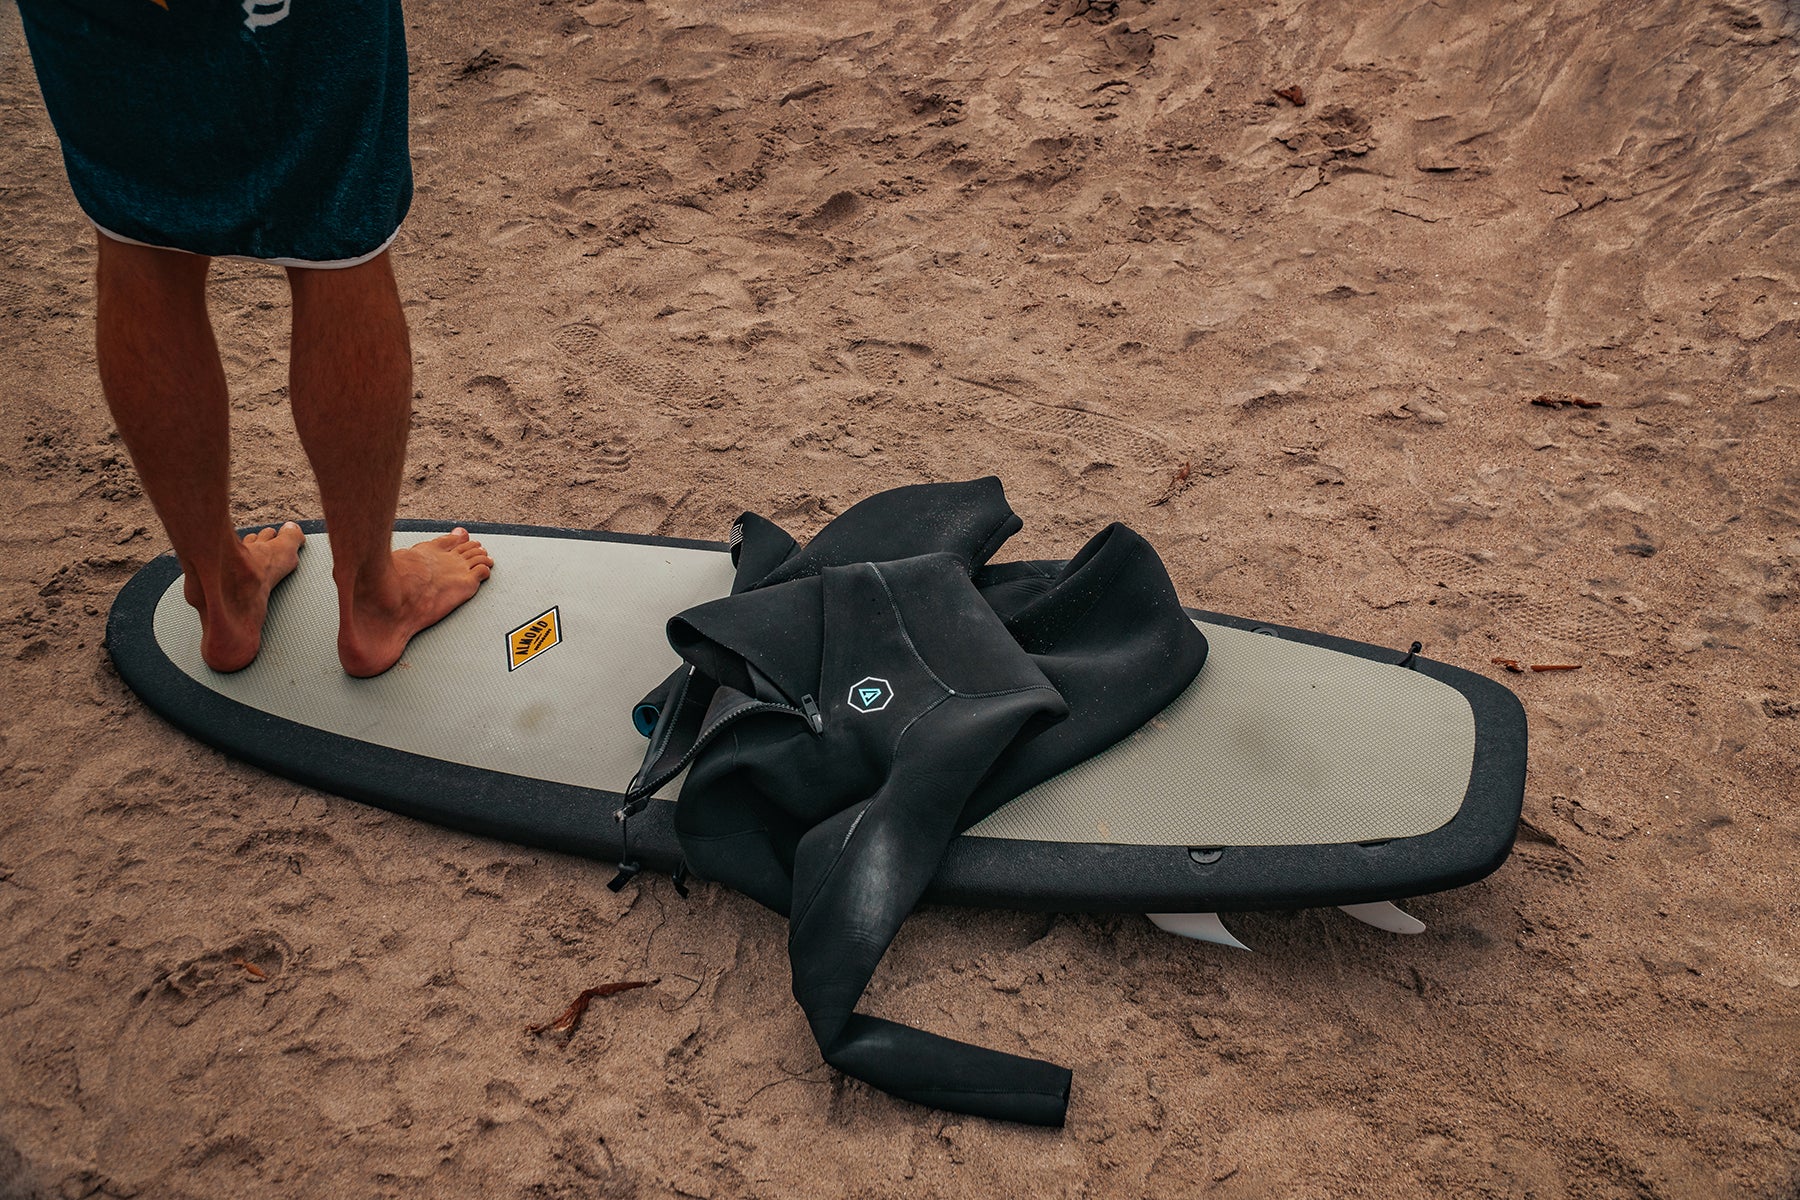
1147,912,1252,951
1337,901,1425,934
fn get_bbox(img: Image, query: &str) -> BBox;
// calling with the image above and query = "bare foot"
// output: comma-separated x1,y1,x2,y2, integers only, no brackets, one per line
336,528,494,677
182,522,306,673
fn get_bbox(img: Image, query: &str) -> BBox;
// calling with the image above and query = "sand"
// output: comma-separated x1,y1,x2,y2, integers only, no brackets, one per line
3,0,1798,1196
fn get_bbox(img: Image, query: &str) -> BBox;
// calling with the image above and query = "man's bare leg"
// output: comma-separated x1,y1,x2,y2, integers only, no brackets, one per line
94,235,303,673
286,251,492,678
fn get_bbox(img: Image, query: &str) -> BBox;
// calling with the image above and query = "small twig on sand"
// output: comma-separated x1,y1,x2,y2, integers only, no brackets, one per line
526,980,658,1037
743,1061,831,1104
1149,459,1192,507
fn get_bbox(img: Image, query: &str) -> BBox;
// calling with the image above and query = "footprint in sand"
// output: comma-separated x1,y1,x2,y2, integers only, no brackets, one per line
602,493,676,536
846,339,935,387
0,273,29,309
139,930,293,1024
1515,847,1582,887
551,321,602,359
591,434,633,473
800,190,864,231
464,373,553,443
553,322,711,403
1415,548,1635,650
980,393,1177,472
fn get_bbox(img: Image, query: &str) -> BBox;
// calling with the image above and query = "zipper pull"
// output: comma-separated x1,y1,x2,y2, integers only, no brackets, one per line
800,694,824,734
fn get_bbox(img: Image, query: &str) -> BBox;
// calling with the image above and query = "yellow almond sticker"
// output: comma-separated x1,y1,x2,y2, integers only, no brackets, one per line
507,607,562,671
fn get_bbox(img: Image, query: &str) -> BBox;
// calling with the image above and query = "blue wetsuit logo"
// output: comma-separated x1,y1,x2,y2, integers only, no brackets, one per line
848,677,893,714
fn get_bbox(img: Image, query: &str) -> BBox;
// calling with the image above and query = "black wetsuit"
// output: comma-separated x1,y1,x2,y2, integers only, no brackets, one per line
622,478,1207,1126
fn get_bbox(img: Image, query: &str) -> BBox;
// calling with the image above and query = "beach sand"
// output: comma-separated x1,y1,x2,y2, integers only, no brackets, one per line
2,1,1797,1196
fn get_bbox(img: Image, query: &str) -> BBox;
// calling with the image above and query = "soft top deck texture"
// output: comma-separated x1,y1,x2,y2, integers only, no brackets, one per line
106,520,1526,912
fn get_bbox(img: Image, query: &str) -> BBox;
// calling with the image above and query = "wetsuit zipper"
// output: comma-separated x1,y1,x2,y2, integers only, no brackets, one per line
620,694,822,818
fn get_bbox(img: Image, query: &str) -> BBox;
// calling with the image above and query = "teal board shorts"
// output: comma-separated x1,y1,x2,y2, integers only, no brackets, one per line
16,0,411,268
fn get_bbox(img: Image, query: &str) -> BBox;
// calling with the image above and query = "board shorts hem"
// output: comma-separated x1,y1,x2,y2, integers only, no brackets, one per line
91,220,399,270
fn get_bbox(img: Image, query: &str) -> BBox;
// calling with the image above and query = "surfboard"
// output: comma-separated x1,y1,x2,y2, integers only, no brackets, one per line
104,520,1526,941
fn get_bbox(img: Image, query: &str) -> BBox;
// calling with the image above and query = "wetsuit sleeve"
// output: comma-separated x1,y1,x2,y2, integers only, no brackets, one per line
786,689,1072,1126
666,555,1076,1123
749,476,1022,589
